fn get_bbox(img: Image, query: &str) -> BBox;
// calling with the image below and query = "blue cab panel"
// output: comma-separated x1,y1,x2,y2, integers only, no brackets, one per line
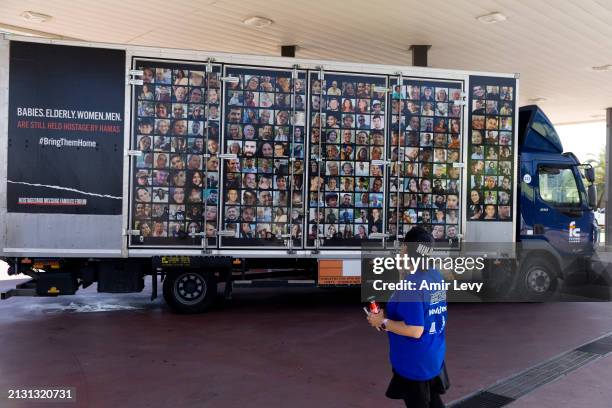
518,105,563,153
518,105,596,272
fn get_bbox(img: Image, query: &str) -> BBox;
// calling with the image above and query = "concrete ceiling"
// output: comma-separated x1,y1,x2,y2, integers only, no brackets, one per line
1,0,612,124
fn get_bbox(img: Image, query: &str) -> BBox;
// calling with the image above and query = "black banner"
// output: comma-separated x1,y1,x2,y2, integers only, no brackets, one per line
7,41,125,214
467,75,516,222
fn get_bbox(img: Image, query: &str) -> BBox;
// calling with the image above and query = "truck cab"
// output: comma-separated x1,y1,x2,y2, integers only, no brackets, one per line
516,105,598,297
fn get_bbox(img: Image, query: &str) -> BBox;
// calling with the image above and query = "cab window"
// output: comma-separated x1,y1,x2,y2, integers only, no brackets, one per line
538,165,581,207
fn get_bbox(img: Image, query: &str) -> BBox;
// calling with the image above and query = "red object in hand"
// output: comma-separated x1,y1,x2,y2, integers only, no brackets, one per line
369,300,380,314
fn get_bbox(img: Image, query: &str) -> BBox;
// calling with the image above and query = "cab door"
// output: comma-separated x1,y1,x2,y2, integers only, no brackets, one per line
534,163,588,255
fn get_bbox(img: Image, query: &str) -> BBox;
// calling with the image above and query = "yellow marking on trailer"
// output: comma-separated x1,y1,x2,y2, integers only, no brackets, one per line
161,256,191,266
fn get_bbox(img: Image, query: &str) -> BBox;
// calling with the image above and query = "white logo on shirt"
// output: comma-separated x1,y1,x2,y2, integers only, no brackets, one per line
429,322,436,334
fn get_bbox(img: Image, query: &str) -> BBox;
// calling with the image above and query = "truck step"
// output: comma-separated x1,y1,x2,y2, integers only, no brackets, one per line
232,279,316,288
1,279,38,299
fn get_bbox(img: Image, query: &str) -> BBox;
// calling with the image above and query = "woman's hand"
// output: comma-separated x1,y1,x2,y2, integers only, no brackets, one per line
367,309,385,329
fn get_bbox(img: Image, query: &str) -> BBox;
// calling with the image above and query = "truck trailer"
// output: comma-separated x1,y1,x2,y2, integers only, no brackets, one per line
0,36,599,312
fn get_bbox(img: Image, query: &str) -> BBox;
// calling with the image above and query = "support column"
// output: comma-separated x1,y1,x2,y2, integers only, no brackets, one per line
281,45,296,58
409,45,431,67
606,108,612,243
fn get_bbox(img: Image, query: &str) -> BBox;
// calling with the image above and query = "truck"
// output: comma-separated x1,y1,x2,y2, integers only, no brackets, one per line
0,35,600,313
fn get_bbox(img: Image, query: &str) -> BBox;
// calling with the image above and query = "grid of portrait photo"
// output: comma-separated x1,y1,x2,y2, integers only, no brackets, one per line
387,80,463,241
220,67,306,246
468,78,515,222
306,73,387,246
132,63,221,245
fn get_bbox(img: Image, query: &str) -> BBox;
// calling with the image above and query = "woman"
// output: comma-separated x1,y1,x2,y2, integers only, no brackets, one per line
326,224,337,238
342,224,352,239
371,146,383,161
274,208,287,223
342,98,354,113
139,84,154,100
470,190,481,205
366,226,449,408
291,224,302,239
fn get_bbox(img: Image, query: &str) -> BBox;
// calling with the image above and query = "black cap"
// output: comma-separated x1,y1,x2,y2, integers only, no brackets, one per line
404,225,433,244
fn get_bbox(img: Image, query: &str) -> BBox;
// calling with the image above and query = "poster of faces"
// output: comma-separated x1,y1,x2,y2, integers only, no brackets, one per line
306,73,387,247
220,67,306,246
468,77,515,222
387,80,463,241
132,62,221,245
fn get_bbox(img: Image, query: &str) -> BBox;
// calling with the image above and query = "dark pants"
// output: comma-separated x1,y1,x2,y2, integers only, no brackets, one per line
387,370,447,408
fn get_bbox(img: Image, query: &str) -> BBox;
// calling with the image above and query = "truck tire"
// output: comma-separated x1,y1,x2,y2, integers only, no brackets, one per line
163,270,216,313
516,257,558,301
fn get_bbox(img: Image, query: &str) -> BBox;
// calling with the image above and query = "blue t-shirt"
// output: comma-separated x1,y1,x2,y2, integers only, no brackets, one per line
385,268,447,381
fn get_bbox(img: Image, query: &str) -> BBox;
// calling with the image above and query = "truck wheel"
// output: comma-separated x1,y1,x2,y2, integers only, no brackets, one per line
163,270,216,313
516,258,558,301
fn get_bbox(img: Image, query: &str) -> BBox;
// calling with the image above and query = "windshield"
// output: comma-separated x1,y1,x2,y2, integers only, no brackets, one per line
538,165,581,207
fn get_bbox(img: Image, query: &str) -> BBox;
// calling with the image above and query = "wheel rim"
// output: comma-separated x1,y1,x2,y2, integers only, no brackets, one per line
526,267,551,294
173,273,207,305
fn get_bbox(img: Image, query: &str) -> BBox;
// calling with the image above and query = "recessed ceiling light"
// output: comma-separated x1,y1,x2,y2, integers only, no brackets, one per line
20,11,52,23
476,12,507,24
242,16,273,28
592,64,612,71
528,97,547,102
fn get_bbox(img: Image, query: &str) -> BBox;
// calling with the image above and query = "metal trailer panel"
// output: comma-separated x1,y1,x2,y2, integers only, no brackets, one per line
217,64,308,250
463,74,519,244
125,58,225,250
2,214,122,257
0,39,8,256
0,35,520,259
303,71,391,251
0,38,125,258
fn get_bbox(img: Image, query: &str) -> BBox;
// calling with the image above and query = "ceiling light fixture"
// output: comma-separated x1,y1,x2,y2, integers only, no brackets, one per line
592,64,612,71
242,16,273,28
20,11,53,23
528,97,547,102
476,12,507,24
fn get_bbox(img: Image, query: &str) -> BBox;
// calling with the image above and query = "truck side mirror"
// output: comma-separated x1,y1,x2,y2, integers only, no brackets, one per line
588,184,597,209
585,166,595,183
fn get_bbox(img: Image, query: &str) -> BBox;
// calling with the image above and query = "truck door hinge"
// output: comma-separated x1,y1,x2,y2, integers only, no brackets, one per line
395,72,403,86
316,66,325,81
371,159,391,166
221,76,240,83
125,149,143,157
373,86,390,93
206,58,215,73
